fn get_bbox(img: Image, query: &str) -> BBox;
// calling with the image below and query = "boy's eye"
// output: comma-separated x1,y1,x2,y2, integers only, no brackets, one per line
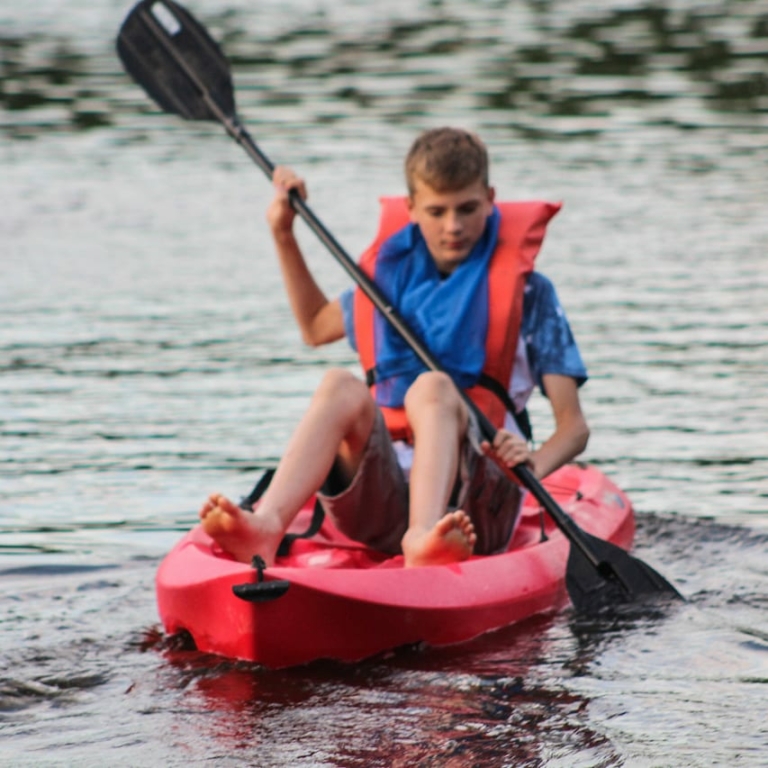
426,205,478,217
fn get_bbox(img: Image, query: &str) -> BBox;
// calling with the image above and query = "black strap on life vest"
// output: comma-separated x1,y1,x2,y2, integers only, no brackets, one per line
475,373,533,443
239,468,325,557
364,367,533,443
364,366,378,388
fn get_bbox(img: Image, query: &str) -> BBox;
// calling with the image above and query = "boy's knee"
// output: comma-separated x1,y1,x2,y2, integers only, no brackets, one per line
317,368,371,408
404,371,460,410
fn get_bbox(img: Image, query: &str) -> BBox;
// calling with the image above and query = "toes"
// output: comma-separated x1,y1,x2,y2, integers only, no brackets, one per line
437,512,460,535
199,500,216,519
200,494,241,525
451,510,475,534
200,494,223,518
219,496,240,513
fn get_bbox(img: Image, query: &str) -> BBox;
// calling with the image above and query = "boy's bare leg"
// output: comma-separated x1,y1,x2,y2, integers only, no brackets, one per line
200,369,376,565
400,372,477,566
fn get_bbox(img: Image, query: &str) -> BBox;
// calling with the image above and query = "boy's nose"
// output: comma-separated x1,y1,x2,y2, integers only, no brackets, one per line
445,212,462,231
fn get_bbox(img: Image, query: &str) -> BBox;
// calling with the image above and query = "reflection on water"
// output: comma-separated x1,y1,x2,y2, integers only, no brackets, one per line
125,614,627,767
2,0,767,138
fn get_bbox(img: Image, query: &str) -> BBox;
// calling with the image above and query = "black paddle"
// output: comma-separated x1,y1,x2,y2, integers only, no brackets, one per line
116,0,683,611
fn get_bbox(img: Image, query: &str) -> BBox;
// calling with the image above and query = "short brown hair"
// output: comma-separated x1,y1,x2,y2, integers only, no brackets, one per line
404,127,489,195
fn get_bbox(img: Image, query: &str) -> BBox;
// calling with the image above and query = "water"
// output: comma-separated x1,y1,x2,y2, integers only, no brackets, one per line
1,0,767,765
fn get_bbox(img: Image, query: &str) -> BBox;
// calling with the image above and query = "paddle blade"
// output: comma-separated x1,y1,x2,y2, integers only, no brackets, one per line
117,0,235,121
566,532,683,613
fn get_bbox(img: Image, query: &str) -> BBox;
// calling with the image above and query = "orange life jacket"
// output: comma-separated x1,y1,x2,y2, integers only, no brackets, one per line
353,197,561,441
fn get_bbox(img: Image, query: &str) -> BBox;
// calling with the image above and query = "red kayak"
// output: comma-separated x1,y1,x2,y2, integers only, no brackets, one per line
156,464,635,668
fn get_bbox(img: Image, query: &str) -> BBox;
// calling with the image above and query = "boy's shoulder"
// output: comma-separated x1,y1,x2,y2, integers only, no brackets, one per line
524,271,557,306
522,271,569,332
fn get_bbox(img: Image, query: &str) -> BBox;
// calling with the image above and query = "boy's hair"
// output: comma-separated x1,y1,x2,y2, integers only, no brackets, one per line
405,127,489,195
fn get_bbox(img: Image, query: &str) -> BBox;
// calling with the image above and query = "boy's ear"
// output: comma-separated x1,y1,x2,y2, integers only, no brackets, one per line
407,195,417,221
487,186,496,204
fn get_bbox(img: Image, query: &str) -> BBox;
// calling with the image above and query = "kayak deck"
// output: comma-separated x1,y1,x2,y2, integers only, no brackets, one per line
156,464,634,667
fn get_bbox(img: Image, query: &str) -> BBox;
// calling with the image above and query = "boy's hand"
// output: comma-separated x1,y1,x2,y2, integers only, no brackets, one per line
481,429,532,474
267,165,307,237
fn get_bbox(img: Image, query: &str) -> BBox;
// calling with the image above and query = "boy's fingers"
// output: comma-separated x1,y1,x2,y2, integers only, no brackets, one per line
481,434,530,470
280,181,307,202
272,167,307,199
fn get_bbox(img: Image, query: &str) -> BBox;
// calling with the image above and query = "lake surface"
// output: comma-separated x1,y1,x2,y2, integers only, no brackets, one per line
1,0,767,765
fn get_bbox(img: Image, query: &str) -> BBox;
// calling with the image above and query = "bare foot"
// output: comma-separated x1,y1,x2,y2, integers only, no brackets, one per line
400,510,477,567
199,494,285,565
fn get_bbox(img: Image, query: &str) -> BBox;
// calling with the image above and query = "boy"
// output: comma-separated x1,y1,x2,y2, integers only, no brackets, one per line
200,128,589,567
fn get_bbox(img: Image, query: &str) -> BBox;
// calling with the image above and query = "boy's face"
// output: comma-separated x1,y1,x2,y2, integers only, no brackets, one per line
408,177,495,275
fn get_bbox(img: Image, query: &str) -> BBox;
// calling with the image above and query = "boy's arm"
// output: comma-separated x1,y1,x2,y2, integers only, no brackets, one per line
268,167,345,346
529,373,589,479
271,227,345,346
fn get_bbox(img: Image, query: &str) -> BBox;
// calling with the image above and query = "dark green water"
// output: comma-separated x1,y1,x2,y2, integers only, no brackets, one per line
1,1,767,765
